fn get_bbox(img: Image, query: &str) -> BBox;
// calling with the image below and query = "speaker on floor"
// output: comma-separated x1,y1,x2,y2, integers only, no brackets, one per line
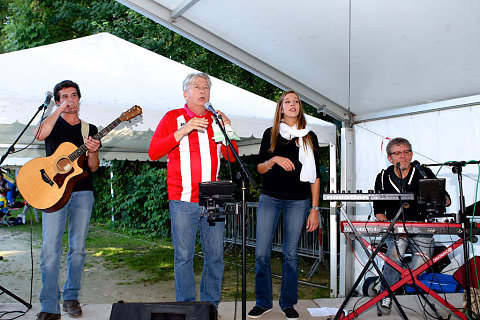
109,301,218,320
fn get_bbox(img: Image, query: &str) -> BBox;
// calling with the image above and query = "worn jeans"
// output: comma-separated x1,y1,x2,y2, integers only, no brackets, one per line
254,194,310,310
381,234,434,292
169,200,225,307
39,191,94,314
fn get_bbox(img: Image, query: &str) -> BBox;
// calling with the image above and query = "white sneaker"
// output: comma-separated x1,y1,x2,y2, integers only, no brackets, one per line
380,297,392,315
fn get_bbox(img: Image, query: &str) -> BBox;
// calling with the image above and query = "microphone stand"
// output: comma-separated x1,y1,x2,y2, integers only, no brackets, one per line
398,163,443,317
0,103,45,310
0,102,46,166
211,113,256,320
424,160,480,320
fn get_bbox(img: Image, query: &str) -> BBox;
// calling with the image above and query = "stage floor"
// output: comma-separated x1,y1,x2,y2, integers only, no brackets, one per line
0,294,466,319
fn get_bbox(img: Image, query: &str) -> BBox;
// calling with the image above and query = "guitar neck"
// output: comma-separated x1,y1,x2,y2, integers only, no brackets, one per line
68,117,122,161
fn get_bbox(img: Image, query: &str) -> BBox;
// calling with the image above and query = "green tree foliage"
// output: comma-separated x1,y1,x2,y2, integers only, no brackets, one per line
93,160,171,237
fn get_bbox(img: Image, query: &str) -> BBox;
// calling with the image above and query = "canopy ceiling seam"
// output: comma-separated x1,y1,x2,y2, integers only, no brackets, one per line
171,0,201,20
347,0,352,127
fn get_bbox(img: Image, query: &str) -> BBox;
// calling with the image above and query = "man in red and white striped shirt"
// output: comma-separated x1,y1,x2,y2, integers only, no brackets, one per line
149,72,237,307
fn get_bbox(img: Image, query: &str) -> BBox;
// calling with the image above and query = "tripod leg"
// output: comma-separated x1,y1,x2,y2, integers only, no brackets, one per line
375,300,383,317
418,290,444,319
333,205,410,320
0,285,32,309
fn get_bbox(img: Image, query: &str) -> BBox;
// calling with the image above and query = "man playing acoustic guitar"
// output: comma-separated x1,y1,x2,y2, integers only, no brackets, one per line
33,80,100,320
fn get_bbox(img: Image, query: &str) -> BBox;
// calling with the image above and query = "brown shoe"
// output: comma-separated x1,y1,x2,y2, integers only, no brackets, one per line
36,312,61,320
62,300,82,318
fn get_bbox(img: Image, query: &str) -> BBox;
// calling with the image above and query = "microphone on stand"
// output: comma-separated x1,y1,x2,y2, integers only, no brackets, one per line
42,91,53,109
396,162,401,171
412,160,428,179
396,162,405,193
204,102,222,120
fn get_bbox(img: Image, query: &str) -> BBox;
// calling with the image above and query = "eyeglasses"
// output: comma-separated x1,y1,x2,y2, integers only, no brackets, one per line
389,150,412,157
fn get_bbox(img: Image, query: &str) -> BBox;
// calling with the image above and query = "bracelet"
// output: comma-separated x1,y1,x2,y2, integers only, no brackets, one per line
264,160,271,170
311,206,319,211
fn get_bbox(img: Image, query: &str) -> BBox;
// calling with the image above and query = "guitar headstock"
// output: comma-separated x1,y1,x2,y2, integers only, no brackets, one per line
119,105,142,121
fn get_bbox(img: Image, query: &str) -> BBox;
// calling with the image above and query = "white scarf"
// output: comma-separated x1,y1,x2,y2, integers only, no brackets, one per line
279,122,317,183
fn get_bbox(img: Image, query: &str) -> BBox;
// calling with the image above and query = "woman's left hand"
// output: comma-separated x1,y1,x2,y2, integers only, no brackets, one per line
306,209,319,232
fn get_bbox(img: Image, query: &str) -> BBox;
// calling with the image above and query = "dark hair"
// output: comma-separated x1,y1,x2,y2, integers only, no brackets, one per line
386,137,412,156
53,80,81,102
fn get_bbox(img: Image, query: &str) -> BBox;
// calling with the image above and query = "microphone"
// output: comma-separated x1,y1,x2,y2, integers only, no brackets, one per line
412,160,427,178
42,91,53,108
396,162,405,193
204,102,222,119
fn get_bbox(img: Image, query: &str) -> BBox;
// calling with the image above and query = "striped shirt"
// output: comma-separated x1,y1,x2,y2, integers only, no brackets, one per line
148,105,237,202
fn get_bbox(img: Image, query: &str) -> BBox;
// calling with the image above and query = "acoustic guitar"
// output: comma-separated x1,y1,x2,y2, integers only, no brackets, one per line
17,105,142,212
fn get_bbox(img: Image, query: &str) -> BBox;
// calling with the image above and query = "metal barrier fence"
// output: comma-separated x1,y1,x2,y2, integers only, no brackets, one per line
223,203,330,278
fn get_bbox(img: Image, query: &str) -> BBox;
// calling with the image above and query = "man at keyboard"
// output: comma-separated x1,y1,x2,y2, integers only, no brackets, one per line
373,137,451,314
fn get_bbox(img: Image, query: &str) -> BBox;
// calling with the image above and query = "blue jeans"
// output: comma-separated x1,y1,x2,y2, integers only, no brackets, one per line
39,191,94,314
254,194,310,310
381,234,434,292
169,200,225,307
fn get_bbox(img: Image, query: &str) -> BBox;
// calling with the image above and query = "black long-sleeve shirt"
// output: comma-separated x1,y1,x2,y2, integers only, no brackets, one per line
257,127,321,200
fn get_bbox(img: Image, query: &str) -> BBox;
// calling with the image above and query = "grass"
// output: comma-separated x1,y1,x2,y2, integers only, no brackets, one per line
2,212,331,302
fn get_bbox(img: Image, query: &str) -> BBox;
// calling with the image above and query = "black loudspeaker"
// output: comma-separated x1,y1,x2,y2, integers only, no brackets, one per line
109,301,218,320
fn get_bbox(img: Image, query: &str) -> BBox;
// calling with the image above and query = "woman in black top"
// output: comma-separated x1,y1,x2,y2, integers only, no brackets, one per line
248,91,320,320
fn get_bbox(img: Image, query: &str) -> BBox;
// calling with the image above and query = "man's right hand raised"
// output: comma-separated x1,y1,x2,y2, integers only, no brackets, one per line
174,117,209,142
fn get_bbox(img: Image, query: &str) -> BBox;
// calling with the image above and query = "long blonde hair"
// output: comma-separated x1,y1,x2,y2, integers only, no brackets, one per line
269,90,316,153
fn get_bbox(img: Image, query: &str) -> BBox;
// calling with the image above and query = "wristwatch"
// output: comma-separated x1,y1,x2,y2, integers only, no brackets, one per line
311,206,319,211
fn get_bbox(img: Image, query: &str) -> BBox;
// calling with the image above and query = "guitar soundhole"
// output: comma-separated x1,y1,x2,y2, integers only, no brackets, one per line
56,157,72,174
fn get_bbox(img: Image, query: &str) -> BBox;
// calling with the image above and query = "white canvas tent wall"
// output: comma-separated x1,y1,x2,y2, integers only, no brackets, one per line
346,106,480,297
0,33,336,167
115,0,480,297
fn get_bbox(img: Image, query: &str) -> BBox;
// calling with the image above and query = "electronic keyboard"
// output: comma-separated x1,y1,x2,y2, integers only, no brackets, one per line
340,221,473,236
323,192,414,202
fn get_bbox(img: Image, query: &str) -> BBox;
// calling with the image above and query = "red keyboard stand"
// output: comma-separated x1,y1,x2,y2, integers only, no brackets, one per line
342,234,468,320
326,193,475,320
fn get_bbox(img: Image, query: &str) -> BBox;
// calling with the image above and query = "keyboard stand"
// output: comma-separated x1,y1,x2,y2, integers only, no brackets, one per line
351,234,468,319
336,216,472,319
332,203,410,320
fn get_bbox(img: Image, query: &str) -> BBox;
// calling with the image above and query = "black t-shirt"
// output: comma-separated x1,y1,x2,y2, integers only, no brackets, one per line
44,117,98,192
257,127,321,200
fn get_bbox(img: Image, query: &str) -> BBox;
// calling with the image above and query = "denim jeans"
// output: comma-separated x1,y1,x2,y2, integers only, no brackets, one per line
254,194,310,310
381,234,434,292
39,191,94,314
169,200,225,307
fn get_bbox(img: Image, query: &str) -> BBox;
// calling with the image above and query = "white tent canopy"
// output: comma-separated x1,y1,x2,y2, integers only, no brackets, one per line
114,0,480,298
116,0,480,122
0,33,336,166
